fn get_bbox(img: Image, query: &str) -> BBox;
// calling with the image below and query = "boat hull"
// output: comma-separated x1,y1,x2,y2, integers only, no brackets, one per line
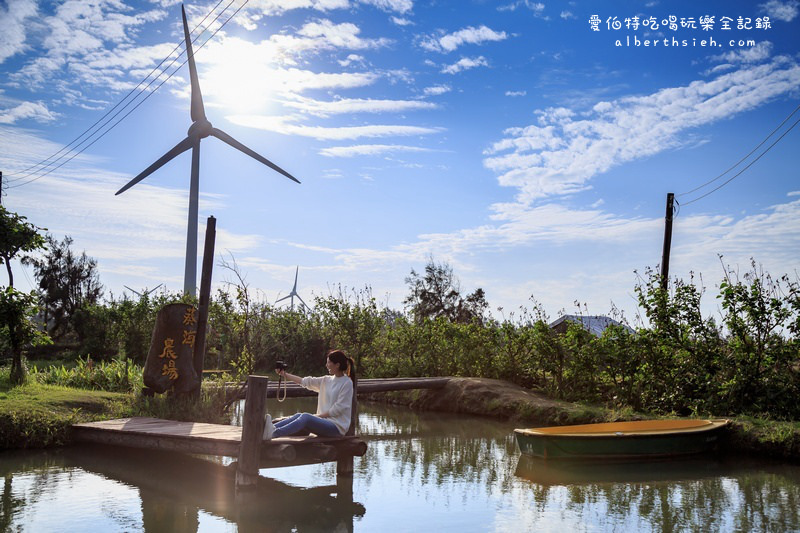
514,419,729,460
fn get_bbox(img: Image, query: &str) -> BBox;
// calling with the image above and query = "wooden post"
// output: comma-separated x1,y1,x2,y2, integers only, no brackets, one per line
193,216,216,385
660,192,675,291
337,374,358,476
236,375,268,490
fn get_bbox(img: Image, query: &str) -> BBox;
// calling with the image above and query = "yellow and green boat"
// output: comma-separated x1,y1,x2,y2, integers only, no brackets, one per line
514,419,730,460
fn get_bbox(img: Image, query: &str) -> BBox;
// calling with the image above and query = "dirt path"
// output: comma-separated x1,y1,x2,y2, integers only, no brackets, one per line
365,377,609,427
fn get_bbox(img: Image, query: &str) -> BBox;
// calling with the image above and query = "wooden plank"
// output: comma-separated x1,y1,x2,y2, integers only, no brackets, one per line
224,377,450,401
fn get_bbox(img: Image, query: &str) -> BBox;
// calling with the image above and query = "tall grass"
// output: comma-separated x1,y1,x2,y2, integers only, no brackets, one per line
30,356,143,393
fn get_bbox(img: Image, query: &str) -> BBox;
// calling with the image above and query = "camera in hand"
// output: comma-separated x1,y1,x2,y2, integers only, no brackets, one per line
275,360,288,372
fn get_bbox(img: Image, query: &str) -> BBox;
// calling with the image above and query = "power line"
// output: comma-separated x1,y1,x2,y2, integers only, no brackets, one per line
3,0,240,188
678,101,800,198
679,114,800,206
4,0,225,183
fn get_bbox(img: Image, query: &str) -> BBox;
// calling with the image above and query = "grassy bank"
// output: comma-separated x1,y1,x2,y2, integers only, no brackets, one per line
2,370,798,462
368,377,800,463
0,371,231,448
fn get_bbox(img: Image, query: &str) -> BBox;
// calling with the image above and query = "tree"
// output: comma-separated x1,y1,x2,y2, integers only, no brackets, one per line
26,235,103,341
0,207,48,384
0,206,45,288
404,258,488,324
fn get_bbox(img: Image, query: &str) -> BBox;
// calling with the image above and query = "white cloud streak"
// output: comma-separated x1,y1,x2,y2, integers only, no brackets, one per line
441,56,489,74
421,25,507,53
483,58,800,203
228,115,443,140
0,0,37,63
319,144,434,157
282,95,437,116
759,0,800,21
0,101,58,124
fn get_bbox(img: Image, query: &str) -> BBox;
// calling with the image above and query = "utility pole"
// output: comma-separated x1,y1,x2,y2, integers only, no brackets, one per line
660,192,675,291
1,171,4,205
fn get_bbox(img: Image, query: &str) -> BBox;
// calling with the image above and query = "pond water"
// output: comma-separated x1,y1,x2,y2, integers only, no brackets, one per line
1,398,799,532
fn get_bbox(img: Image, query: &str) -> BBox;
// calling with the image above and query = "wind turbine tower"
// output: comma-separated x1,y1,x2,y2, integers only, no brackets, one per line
276,266,308,311
115,4,299,296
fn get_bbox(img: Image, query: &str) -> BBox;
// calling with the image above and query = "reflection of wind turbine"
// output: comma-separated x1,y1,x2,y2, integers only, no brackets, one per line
276,266,308,311
115,4,300,297
124,284,163,297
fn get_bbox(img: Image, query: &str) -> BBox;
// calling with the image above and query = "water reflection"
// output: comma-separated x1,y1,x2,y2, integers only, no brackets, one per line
513,454,800,532
1,399,799,532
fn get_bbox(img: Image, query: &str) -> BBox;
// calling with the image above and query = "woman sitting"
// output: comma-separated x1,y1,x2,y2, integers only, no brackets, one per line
263,349,355,439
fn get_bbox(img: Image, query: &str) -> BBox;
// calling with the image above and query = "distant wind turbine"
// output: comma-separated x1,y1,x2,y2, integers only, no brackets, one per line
124,284,163,297
115,4,300,296
276,266,308,311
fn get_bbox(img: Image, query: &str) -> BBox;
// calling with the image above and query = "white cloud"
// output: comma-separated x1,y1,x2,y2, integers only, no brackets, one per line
498,1,546,16
319,144,434,157
560,11,575,20
505,90,527,97
391,16,413,26
228,114,443,140
711,41,774,65
0,101,58,124
483,58,800,203
441,56,489,74
8,1,168,91
0,0,37,64
269,19,391,59
244,0,350,17
338,53,366,67
423,84,451,96
421,25,507,53
359,0,413,13
759,0,799,21
282,95,437,116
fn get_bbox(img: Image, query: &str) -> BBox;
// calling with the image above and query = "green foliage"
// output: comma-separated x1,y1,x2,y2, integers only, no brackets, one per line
30,356,143,393
25,235,103,342
0,205,47,288
404,258,488,324
0,287,52,385
9,248,799,422
124,385,231,424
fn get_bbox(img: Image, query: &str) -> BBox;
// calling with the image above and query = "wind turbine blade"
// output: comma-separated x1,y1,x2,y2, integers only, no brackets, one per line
276,294,292,303
292,266,299,290
210,128,300,184
116,137,194,195
296,295,309,310
123,285,142,296
181,4,206,123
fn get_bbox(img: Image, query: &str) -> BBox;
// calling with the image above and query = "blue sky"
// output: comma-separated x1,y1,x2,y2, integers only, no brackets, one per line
1,0,799,324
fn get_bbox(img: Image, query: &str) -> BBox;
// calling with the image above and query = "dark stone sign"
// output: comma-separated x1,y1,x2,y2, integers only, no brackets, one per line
143,303,200,394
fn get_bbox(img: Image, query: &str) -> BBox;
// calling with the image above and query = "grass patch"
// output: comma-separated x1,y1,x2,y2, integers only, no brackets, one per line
0,380,130,448
1,364,234,449
727,416,800,460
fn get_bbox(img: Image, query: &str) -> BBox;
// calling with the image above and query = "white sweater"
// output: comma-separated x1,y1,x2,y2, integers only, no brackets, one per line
300,374,354,435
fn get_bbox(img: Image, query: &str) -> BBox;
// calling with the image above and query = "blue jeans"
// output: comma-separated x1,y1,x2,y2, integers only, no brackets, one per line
273,412,341,438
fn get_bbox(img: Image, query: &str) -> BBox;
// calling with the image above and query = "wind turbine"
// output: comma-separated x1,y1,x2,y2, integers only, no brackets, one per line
115,4,299,296
124,283,163,297
276,266,308,311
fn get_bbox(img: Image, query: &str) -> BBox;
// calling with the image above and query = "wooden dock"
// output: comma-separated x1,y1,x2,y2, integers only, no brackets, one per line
71,417,366,468
71,375,447,491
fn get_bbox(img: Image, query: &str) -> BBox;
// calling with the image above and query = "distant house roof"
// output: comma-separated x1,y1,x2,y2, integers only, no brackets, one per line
549,315,635,337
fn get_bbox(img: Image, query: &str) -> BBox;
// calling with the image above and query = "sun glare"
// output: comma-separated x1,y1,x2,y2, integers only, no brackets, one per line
201,38,277,115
